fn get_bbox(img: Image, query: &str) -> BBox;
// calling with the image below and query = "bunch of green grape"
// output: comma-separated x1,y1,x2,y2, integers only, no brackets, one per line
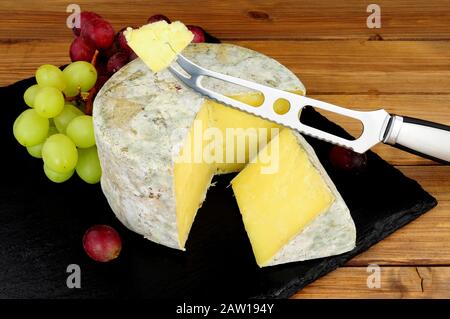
13,62,102,184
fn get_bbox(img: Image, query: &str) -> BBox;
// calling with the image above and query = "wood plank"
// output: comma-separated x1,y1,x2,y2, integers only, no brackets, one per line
0,41,69,86
235,40,450,94
348,166,450,266
347,202,450,266
399,166,450,202
292,266,450,298
1,0,450,41
3,40,450,95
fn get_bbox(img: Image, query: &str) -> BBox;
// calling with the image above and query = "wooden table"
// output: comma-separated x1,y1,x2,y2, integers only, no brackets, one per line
0,0,449,298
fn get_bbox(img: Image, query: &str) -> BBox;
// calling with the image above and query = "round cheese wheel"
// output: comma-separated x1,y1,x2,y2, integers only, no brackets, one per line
93,43,304,250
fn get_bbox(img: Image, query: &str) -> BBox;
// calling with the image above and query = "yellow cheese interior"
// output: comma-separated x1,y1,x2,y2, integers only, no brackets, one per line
231,129,334,266
124,21,193,72
207,93,282,174
174,106,215,248
174,91,315,251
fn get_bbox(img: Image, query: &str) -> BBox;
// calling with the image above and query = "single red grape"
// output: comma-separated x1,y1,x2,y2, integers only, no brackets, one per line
147,14,171,24
129,51,138,61
107,51,129,74
69,37,96,62
329,145,368,172
83,225,122,262
187,25,206,43
95,75,109,91
81,18,115,50
116,27,134,56
72,11,101,37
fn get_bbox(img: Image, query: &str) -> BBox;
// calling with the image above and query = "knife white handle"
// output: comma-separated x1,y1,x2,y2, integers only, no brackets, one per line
384,115,450,164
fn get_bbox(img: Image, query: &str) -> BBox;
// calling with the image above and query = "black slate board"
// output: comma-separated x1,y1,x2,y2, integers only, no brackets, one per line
0,77,437,299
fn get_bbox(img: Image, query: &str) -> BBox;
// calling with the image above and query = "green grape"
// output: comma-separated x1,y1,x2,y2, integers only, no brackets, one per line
66,115,95,148
26,143,43,158
42,134,78,173
44,164,74,183
26,126,59,158
63,61,97,97
13,109,49,147
23,84,41,108
76,146,102,184
35,64,66,91
34,87,65,118
54,103,84,133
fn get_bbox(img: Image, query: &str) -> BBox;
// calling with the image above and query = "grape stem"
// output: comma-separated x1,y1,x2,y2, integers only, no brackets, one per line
91,49,99,67
84,50,100,115
84,87,97,115
65,95,78,102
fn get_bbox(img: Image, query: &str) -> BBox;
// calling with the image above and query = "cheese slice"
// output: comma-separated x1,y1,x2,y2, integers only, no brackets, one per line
93,43,355,266
231,129,355,267
124,21,193,72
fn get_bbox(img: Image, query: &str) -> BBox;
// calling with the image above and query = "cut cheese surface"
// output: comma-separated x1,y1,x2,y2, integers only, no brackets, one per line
231,129,334,266
94,43,355,267
207,96,280,174
174,94,291,247
207,92,303,174
124,21,193,72
174,106,215,248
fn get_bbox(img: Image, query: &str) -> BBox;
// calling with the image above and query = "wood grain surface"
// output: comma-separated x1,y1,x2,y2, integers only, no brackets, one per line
293,266,450,298
0,0,449,298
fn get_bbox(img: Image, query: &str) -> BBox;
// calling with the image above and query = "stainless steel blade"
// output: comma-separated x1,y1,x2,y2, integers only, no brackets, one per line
169,54,391,153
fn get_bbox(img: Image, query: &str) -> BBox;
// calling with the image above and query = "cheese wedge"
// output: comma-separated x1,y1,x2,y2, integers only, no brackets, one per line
93,43,356,266
231,129,356,267
124,21,194,72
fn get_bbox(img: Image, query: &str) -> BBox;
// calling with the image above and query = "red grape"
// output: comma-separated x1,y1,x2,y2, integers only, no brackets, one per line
81,18,115,50
69,37,96,62
83,225,122,262
101,41,119,59
72,11,101,37
94,57,108,76
107,51,129,74
147,14,171,24
187,25,206,43
95,75,109,91
129,51,138,61
116,27,134,56
329,146,368,172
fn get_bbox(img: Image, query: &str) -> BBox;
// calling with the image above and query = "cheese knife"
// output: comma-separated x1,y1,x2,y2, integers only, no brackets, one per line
169,54,450,164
